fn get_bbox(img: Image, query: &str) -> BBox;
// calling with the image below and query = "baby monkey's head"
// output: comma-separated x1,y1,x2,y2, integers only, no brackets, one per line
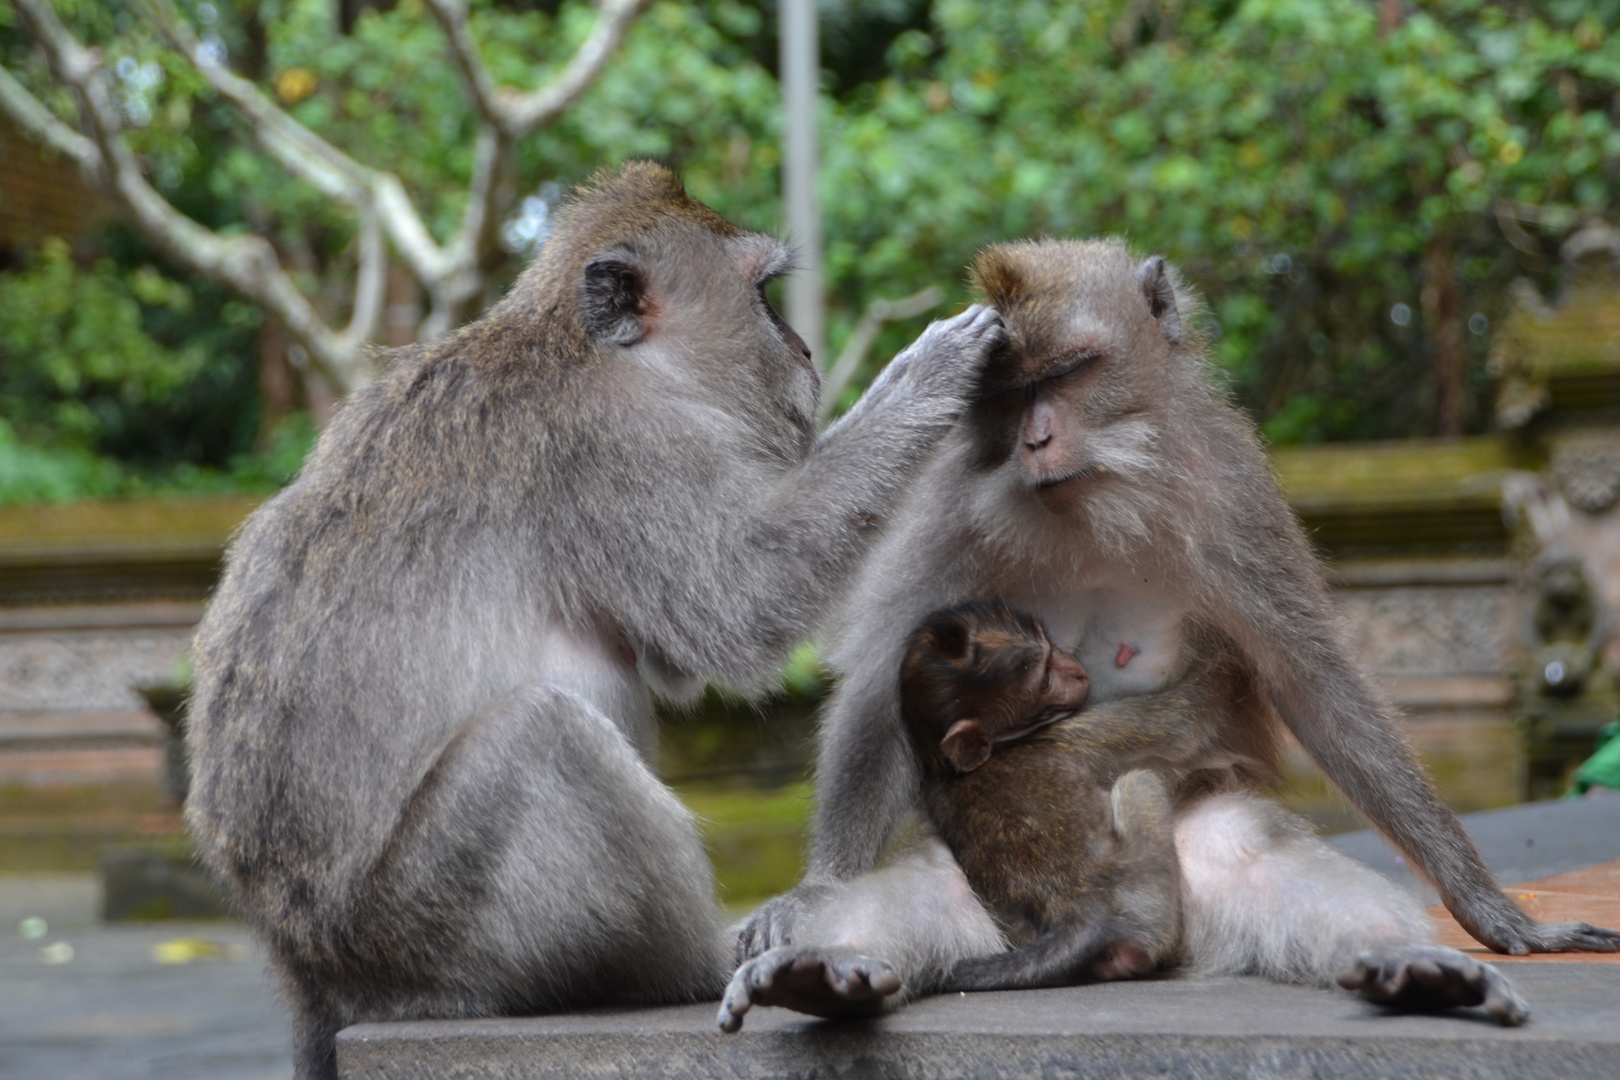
900,600,1090,774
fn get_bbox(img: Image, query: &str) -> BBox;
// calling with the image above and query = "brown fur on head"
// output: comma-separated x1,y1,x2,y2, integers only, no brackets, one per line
964,239,1216,553
970,239,1204,382
900,600,1090,774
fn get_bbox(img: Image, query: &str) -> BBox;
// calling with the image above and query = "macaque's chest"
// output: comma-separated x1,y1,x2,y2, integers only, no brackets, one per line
534,618,655,757
1017,587,1192,704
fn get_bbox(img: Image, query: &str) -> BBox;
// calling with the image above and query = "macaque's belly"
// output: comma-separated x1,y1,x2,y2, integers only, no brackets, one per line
1023,588,1192,704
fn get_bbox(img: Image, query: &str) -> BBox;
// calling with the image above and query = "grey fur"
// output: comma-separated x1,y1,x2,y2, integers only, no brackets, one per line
184,163,1004,1079
737,238,1613,1009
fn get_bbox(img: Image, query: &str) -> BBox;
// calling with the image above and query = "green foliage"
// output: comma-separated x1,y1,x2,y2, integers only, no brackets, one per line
806,0,1620,441
0,238,209,452
0,234,303,503
2,0,1617,507
0,419,124,504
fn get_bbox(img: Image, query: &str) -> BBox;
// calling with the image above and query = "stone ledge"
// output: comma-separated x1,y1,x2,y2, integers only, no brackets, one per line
338,963,1620,1080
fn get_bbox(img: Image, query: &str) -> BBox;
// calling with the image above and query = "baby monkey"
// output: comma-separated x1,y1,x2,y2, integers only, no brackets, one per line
901,600,1210,989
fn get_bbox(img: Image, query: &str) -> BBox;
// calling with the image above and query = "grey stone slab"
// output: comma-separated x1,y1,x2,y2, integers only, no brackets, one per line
338,963,1620,1080
0,919,290,1080
1329,793,1620,901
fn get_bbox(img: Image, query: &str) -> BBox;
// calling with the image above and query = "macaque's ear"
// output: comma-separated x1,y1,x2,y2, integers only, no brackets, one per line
581,254,652,346
1136,256,1182,345
941,719,993,773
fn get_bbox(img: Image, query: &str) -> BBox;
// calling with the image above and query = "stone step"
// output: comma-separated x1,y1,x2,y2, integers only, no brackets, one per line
0,711,167,750
0,711,167,785
338,963,1620,1080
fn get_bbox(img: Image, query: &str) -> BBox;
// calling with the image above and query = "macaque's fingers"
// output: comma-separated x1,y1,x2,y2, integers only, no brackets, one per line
717,957,761,1033
733,885,830,962
1479,963,1532,1026
717,946,803,1033
873,304,1006,400
1460,898,1620,955
1337,945,1530,1026
823,951,902,999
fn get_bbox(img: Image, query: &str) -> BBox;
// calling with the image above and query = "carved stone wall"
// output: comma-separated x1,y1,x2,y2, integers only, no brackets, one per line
0,627,192,715
1278,560,1525,829
0,604,197,785
1336,581,1518,682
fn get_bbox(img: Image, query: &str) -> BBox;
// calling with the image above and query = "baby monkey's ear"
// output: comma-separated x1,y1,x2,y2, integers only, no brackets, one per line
940,718,992,772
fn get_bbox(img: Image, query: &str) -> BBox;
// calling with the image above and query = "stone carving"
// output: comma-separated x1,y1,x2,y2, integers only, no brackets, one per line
0,628,192,714
1523,555,1606,697
1334,584,1517,678
1551,432,1620,515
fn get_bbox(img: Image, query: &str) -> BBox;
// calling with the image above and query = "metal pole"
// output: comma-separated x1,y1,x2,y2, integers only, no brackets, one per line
780,0,825,370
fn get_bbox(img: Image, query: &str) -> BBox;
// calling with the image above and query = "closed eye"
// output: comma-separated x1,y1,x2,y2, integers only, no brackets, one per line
1028,349,1099,388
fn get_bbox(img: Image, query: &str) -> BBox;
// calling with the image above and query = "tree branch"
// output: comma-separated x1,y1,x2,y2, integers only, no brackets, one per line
426,0,647,138
0,64,101,177
9,0,382,392
142,0,465,296
8,0,643,379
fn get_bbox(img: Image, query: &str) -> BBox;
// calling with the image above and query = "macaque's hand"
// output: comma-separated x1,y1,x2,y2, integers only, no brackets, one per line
1469,907,1620,955
838,305,1005,432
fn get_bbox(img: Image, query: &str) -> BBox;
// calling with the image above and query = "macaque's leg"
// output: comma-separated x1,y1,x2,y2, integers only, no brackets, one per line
718,837,1004,1032
1176,794,1528,1024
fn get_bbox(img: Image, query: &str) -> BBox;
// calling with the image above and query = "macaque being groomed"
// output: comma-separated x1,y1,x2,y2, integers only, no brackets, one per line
900,600,1184,989
730,238,1596,1028
185,163,1005,1079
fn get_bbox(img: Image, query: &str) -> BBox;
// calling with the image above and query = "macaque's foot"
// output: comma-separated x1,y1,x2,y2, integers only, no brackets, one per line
717,946,901,1033
732,884,832,963
1492,918,1620,955
1337,945,1530,1026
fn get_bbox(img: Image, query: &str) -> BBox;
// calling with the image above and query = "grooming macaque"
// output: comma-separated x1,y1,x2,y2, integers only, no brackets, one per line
901,600,1186,989
734,238,1596,1026
185,163,1003,1079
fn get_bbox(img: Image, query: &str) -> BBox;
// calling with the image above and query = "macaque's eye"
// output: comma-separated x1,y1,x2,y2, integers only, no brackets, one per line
756,274,786,311
1044,350,1098,385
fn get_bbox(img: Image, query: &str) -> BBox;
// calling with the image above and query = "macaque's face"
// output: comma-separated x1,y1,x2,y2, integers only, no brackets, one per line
968,244,1180,519
1010,307,1165,517
901,603,1090,773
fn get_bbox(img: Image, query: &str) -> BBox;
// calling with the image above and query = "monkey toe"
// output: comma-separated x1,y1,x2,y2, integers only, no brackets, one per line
1523,920,1620,954
716,946,899,1033
1337,945,1529,1026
